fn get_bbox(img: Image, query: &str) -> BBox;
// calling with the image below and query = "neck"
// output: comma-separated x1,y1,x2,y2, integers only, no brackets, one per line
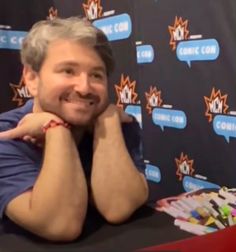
71,126,87,144
32,98,42,113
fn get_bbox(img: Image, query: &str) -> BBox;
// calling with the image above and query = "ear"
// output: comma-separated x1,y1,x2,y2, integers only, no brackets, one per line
23,66,39,97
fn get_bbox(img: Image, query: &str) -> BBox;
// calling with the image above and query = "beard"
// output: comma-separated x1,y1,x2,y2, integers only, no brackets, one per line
34,90,109,127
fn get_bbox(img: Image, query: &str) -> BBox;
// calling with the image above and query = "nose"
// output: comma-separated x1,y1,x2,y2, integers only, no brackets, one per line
73,73,92,95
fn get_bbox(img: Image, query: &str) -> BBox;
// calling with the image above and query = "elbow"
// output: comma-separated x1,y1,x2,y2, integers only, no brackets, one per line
102,189,149,225
103,210,131,225
46,223,83,242
101,202,135,225
37,218,84,242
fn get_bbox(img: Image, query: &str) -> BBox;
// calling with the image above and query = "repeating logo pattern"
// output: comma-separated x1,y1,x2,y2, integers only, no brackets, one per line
0,0,235,199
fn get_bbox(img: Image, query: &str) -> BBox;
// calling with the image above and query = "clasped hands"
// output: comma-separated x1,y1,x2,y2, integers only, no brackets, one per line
0,104,133,145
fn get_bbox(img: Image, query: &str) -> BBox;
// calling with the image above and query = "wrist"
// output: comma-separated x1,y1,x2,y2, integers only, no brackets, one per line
42,119,71,133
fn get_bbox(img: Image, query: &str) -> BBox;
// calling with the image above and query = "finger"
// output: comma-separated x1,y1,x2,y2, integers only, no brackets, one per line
22,135,31,141
0,127,27,140
22,135,38,145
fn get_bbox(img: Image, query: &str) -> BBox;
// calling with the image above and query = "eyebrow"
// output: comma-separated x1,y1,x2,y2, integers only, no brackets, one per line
55,61,106,73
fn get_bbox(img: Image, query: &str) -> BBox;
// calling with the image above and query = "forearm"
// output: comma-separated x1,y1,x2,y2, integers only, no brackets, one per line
91,113,148,223
22,127,87,238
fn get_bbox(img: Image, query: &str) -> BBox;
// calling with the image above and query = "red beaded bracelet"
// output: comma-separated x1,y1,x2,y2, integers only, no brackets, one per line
42,119,71,133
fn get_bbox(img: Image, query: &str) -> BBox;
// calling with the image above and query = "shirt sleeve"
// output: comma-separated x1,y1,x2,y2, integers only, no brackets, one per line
122,119,146,174
0,140,40,219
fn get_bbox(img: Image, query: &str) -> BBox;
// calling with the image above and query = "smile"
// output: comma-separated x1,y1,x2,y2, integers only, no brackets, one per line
61,93,96,107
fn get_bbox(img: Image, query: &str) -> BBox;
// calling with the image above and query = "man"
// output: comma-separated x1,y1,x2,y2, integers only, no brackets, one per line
0,17,148,241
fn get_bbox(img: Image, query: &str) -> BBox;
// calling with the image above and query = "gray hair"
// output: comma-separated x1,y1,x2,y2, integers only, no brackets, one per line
20,17,115,76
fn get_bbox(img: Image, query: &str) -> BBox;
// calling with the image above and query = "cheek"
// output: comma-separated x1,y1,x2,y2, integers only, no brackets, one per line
38,78,67,97
97,85,108,98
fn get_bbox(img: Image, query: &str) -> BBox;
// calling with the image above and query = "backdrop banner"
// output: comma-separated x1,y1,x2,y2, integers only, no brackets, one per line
0,0,236,204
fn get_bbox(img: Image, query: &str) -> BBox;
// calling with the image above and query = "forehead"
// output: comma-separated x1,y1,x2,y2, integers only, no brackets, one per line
44,39,105,69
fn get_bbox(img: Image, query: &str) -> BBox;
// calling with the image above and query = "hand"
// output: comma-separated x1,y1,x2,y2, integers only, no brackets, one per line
97,104,133,124
0,112,63,144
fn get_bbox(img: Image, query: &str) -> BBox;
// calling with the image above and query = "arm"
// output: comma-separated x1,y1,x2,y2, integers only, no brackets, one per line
2,113,88,241
91,105,148,224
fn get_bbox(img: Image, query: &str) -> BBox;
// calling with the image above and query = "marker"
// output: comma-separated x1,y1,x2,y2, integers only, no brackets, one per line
204,216,216,226
231,209,236,217
228,214,234,226
214,218,225,229
174,199,192,212
211,195,225,207
161,206,190,219
174,219,217,234
179,197,210,219
170,201,187,212
219,188,236,204
179,224,205,236
201,200,220,218
200,199,227,228
219,204,232,217
185,196,202,208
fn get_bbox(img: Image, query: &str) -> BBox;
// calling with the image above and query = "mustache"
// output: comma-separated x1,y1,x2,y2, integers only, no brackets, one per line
62,92,101,104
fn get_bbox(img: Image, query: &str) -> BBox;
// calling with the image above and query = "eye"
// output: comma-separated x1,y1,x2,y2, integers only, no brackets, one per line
91,72,105,80
62,68,75,75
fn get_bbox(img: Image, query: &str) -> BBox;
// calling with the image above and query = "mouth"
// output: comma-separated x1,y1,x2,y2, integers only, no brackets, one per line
61,93,96,107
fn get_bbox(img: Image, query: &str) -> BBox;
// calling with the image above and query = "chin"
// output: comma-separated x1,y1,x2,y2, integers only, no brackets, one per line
63,114,93,126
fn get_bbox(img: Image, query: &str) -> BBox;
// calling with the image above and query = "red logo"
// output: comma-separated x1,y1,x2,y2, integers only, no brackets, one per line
175,152,195,181
47,6,58,20
83,0,103,20
10,76,32,107
204,87,229,122
115,74,138,109
168,16,189,51
145,86,163,114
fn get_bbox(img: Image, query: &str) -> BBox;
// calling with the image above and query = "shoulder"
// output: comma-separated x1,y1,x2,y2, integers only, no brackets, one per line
0,100,33,131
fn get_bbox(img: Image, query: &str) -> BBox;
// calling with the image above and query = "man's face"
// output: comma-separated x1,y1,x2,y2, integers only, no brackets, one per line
31,39,109,126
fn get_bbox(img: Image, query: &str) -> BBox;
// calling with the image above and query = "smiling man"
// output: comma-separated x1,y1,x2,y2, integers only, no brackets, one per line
0,17,148,241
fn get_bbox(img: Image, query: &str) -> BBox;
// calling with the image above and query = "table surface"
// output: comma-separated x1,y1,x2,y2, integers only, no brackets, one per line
0,206,193,252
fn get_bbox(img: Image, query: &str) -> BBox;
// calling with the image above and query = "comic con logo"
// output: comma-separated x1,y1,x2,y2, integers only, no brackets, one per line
204,87,236,143
168,16,190,51
83,1,132,42
204,87,229,123
47,6,58,20
83,0,103,20
115,74,138,109
168,16,220,67
175,152,195,181
145,86,163,114
10,76,31,106
115,74,142,128
175,152,221,192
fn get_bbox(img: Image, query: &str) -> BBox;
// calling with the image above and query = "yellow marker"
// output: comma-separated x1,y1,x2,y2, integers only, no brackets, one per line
189,217,199,224
204,216,215,226
196,207,209,218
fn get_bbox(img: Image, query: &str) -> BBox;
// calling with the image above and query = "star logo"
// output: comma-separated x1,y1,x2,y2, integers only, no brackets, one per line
175,152,194,181
83,0,103,20
115,74,138,109
168,16,189,51
10,76,32,107
204,87,229,122
47,6,58,20
145,86,163,114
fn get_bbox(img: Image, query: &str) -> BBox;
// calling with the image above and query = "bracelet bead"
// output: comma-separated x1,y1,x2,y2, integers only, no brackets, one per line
42,119,70,133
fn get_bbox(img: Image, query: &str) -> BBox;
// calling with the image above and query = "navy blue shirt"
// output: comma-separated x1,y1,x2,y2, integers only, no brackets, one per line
0,100,145,218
